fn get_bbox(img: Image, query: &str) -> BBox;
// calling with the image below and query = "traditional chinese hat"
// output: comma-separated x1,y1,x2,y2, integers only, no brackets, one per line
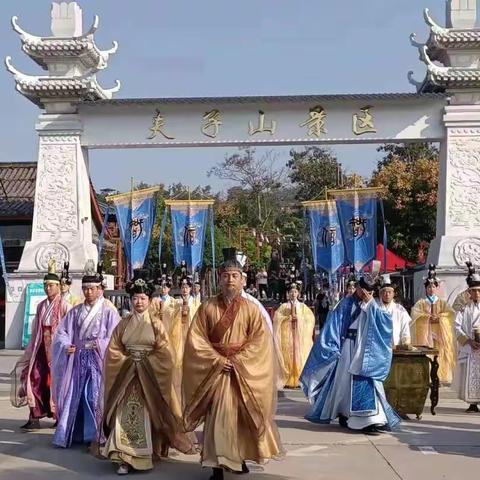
60,261,72,285
153,269,171,288
358,274,377,292
346,275,357,289
379,274,395,291
82,259,103,287
466,262,480,289
287,281,302,292
180,276,193,288
424,264,439,288
220,247,243,272
44,258,61,284
126,269,155,297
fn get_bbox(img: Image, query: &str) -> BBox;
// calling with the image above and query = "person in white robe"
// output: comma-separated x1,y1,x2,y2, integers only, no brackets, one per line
453,262,480,413
377,274,411,347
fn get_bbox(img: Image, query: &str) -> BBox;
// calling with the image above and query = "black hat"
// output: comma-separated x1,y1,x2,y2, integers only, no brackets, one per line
180,275,193,288
358,275,377,292
220,247,242,272
60,262,72,285
346,275,357,289
466,262,480,289
82,260,103,286
424,264,439,288
44,258,61,284
126,270,155,297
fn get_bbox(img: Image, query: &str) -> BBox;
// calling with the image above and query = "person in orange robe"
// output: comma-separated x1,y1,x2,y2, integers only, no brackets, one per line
183,254,283,480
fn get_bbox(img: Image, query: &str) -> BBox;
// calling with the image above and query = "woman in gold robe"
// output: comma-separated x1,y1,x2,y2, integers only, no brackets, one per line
100,274,195,475
411,265,456,384
183,256,283,480
273,282,315,388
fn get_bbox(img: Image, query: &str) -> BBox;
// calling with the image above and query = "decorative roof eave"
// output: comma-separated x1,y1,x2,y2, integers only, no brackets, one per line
424,8,480,50
5,56,120,107
11,16,118,72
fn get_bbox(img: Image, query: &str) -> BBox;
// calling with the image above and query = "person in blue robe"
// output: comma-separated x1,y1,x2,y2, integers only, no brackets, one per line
300,276,401,435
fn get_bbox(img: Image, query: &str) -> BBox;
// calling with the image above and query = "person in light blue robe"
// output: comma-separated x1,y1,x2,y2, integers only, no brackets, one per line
300,277,401,435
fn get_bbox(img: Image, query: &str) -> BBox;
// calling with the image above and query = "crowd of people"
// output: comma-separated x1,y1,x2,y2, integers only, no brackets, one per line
10,254,480,477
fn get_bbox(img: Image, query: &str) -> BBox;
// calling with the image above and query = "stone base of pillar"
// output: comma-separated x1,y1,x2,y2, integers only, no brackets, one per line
16,239,98,273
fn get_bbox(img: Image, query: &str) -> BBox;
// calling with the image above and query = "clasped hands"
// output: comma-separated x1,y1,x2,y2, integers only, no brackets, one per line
222,358,234,373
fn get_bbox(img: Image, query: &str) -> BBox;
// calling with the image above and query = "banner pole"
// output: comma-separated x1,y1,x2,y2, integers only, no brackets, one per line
379,198,388,273
128,177,134,279
210,205,217,292
97,205,110,259
158,206,168,269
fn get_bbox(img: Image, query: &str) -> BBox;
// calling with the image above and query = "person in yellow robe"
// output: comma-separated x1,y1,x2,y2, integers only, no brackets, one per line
60,262,82,307
191,281,202,317
411,264,456,384
183,255,283,480
99,273,195,475
273,282,315,388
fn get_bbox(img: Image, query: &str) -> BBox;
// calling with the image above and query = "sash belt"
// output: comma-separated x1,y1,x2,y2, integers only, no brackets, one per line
212,342,245,358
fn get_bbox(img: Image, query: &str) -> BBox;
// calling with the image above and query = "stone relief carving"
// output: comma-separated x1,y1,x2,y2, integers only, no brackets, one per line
35,242,70,270
454,237,480,266
36,140,78,232
448,134,480,228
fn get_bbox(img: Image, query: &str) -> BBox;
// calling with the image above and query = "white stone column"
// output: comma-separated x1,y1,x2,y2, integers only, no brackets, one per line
421,105,480,302
5,113,96,348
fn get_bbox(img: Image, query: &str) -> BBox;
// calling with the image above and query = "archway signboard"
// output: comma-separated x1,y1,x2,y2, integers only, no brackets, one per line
4,1,480,347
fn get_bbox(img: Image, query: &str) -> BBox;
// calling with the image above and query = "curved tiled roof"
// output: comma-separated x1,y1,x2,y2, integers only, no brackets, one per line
0,163,36,217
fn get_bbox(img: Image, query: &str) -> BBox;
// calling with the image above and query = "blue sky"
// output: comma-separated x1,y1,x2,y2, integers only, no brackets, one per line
0,0,462,193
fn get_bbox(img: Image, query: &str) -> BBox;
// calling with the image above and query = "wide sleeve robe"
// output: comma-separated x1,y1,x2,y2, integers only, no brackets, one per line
183,295,283,471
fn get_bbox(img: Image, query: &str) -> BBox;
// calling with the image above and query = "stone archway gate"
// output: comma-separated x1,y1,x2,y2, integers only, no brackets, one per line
3,0,480,347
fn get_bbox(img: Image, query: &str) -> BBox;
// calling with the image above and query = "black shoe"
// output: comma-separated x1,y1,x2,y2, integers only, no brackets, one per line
466,404,479,413
236,462,249,474
362,425,381,436
210,467,224,480
338,415,348,428
21,419,40,430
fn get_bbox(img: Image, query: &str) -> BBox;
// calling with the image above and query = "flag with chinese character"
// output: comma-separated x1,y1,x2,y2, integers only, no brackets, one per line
330,189,378,273
110,187,158,277
304,200,344,275
168,200,214,272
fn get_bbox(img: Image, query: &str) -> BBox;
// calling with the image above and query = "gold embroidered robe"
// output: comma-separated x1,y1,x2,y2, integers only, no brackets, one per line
101,311,193,470
273,302,315,388
411,298,456,383
183,295,283,472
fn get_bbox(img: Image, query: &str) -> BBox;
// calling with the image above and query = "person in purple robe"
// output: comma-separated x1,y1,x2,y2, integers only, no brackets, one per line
51,261,120,448
11,260,70,430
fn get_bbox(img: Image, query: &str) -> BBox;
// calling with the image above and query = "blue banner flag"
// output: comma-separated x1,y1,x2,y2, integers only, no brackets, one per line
168,200,214,273
111,187,157,277
304,200,345,275
331,190,378,273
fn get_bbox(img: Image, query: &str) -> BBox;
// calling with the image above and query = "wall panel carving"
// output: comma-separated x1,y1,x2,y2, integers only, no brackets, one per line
36,139,78,232
448,134,480,228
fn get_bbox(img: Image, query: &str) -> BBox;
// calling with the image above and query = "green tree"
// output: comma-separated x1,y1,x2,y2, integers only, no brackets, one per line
208,147,285,228
369,143,439,261
287,146,344,201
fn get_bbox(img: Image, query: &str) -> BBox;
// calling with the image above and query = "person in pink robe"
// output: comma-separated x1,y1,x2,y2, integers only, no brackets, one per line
12,261,70,430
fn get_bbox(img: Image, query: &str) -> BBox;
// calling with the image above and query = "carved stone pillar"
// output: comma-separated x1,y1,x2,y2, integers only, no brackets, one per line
17,114,97,272
5,114,96,348
421,105,480,301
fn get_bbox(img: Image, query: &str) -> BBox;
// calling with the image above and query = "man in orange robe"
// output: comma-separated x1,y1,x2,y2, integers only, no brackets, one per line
183,254,283,480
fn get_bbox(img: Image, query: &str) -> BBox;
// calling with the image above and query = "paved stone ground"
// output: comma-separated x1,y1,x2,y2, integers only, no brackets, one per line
1,350,479,480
